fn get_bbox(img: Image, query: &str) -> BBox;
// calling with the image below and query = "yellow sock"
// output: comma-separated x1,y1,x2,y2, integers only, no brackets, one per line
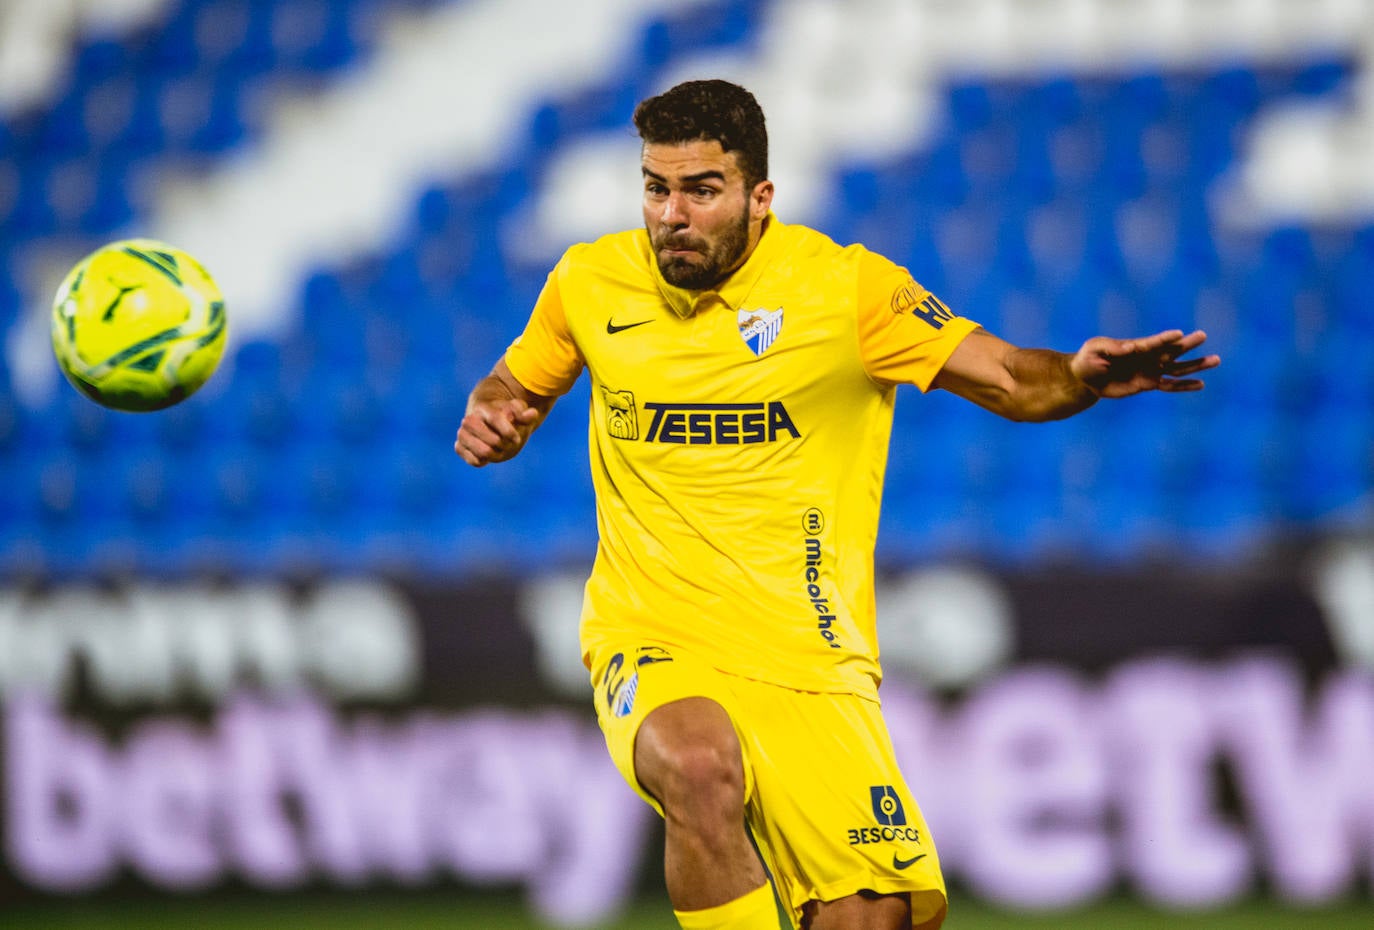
674,882,779,930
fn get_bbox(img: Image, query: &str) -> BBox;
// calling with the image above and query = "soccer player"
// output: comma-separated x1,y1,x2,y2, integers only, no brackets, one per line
455,80,1218,930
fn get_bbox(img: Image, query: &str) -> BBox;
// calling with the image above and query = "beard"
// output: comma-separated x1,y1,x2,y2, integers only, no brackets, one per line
651,208,751,290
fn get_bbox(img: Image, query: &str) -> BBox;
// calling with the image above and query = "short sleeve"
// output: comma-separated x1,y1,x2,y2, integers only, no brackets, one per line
504,256,585,397
856,249,979,391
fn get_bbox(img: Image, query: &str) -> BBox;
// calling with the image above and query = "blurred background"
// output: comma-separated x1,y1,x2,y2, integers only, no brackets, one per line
2,0,1373,927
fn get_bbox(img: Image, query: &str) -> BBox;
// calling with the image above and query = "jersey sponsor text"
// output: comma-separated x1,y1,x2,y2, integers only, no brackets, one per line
642,401,800,444
804,536,842,649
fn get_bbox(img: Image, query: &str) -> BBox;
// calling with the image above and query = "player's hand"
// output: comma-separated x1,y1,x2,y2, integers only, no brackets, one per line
455,396,541,466
1070,329,1220,399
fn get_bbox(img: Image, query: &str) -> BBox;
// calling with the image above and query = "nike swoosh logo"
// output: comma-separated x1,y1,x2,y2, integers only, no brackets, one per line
606,318,654,334
893,853,926,870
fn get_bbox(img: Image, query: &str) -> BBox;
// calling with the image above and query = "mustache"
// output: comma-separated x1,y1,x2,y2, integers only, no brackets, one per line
655,232,707,252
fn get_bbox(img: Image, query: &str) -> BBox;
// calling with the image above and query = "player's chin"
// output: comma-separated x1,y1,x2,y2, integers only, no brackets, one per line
659,253,700,274
659,258,716,289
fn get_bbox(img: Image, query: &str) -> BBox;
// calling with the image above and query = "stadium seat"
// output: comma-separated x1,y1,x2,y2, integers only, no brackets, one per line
286,0,367,74
637,1,760,69
145,4,201,78
185,71,253,153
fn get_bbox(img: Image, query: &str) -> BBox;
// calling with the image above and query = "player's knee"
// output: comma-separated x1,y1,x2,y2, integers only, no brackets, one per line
640,732,745,819
673,739,744,799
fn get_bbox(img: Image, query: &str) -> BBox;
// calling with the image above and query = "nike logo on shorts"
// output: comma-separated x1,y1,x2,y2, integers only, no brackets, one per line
606,318,653,334
893,852,926,870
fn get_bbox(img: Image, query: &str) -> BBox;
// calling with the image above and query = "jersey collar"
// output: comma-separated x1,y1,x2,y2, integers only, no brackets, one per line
650,212,781,318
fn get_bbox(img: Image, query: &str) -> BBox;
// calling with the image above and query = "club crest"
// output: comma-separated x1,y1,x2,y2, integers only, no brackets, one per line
737,307,783,356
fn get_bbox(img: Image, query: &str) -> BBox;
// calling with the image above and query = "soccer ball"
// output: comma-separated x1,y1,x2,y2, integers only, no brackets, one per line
50,239,228,412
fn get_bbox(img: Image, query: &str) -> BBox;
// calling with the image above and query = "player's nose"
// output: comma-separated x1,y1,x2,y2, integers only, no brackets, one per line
660,192,688,226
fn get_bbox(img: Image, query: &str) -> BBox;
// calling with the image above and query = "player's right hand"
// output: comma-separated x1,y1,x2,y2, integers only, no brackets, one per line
455,396,541,466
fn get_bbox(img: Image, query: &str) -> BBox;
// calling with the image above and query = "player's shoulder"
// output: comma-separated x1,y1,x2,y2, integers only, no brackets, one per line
559,228,651,275
821,229,909,281
771,219,844,256
774,222,879,266
771,220,894,276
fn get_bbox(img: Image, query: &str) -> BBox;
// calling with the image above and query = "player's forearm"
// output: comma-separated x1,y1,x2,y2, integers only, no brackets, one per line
466,358,555,419
455,360,556,467
465,371,520,414
1001,348,1099,422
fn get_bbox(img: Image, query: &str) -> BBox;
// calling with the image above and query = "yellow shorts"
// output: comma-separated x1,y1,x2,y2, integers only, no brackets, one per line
589,642,946,930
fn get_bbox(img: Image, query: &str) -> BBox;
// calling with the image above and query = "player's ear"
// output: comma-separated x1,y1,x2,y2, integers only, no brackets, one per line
750,179,774,219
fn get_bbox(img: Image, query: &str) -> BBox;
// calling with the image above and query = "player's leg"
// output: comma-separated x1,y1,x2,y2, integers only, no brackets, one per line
635,696,776,926
731,680,947,930
801,890,910,929
590,644,779,929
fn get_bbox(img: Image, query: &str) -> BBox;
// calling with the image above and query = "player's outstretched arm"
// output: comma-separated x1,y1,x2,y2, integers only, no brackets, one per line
455,356,554,466
933,328,1220,422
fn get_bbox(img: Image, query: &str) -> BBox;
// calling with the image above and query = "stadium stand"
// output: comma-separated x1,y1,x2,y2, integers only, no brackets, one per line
0,0,1370,578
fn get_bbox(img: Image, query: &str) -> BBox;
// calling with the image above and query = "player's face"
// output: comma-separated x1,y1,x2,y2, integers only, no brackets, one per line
642,139,773,290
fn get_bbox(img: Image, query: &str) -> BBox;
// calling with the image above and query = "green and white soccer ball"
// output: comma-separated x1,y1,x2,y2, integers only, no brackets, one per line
51,238,228,412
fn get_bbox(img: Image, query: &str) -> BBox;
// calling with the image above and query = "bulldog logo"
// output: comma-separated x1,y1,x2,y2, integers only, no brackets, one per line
602,387,639,440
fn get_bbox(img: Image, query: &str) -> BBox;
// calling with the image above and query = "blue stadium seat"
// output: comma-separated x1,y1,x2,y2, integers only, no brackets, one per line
0,445,40,530
0,163,15,240
947,81,995,133
154,394,211,451
385,440,459,523
144,3,201,78
108,73,169,159
1291,410,1372,519
297,269,368,368
1199,66,1262,119
911,134,971,209
412,184,458,237
33,89,93,159
0,389,19,461
1025,74,1084,129
122,450,174,528
1292,60,1350,97
1096,109,1149,199
290,0,367,74
186,71,252,153
73,35,130,85
636,0,760,70
204,0,278,79
211,339,290,449
80,158,139,233
36,454,126,541
209,441,304,539
1262,225,1317,278
236,379,296,450
9,163,57,236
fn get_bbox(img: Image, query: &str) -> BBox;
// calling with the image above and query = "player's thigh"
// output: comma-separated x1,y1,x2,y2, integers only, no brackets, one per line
633,695,746,813
588,642,752,815
732,684,946,930
803,889,911,930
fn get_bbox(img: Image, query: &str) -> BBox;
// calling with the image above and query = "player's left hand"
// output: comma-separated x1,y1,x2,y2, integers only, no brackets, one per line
1071,329,1220,399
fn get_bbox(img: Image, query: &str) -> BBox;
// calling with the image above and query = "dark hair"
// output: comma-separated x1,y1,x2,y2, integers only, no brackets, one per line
632,80,769,190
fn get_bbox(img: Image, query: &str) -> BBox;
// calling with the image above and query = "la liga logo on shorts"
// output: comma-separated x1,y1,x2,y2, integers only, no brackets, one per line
847,787,923,850
870,785,908,826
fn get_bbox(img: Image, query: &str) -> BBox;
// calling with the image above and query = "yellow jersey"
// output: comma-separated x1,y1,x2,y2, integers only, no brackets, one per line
505,215,978,698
